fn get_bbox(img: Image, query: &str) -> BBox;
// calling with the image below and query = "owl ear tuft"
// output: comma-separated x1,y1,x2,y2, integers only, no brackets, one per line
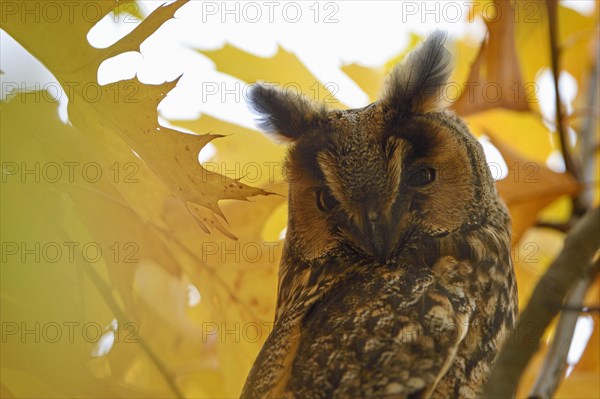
248,83,329,142
380,31,453,115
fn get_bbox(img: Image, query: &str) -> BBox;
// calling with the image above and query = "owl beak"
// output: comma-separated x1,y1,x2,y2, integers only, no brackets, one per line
366,211,391,263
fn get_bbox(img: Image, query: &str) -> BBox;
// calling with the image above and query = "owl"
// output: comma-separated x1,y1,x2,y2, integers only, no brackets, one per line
241,32,518,399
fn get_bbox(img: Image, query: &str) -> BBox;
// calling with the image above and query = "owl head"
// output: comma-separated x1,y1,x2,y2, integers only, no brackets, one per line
249,32,502,264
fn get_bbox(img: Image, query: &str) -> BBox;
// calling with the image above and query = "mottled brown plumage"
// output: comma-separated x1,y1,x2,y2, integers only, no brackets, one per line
242,32,517,399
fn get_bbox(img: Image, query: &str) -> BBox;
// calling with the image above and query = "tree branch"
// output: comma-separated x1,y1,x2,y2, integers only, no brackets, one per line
528,271,597,398
483,207,600,398
545,0,585,216
578,35,600,211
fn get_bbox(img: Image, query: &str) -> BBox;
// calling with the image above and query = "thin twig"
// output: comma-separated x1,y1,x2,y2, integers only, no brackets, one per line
560,306,600,313
578,36,600,210
546,1,585,216
533,221,573,234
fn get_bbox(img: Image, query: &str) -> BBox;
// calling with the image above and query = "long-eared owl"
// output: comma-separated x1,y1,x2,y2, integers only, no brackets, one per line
241,32,518,399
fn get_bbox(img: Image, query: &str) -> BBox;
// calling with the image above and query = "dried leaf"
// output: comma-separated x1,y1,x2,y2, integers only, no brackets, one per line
454,0,532,115
490,135,580,243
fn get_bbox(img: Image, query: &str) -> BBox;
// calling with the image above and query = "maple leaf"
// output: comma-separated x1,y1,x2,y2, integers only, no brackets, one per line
2,0,270,233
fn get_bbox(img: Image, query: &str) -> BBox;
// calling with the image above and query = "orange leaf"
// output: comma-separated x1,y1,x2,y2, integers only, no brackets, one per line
454,0,532,115
490,135,580,243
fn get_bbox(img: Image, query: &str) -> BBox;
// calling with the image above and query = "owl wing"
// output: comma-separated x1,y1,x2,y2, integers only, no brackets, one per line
284,259,476,398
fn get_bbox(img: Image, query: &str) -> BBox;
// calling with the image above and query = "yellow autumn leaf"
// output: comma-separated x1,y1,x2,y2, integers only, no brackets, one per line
454,0,532,115
465,109,555,161
489,134,580,243
172,115,287,188
200,44,344,107
340,33,422,102
2,0,270,232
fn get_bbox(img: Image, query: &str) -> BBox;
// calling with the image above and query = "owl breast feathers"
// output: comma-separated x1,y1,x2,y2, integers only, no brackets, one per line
241,31,518,399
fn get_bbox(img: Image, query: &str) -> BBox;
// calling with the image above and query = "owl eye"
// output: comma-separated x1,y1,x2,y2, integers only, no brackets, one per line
407,167,436,187
316,188,338,212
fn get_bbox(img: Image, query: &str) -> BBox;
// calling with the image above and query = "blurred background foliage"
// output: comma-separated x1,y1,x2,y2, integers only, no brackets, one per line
0,0,598,398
